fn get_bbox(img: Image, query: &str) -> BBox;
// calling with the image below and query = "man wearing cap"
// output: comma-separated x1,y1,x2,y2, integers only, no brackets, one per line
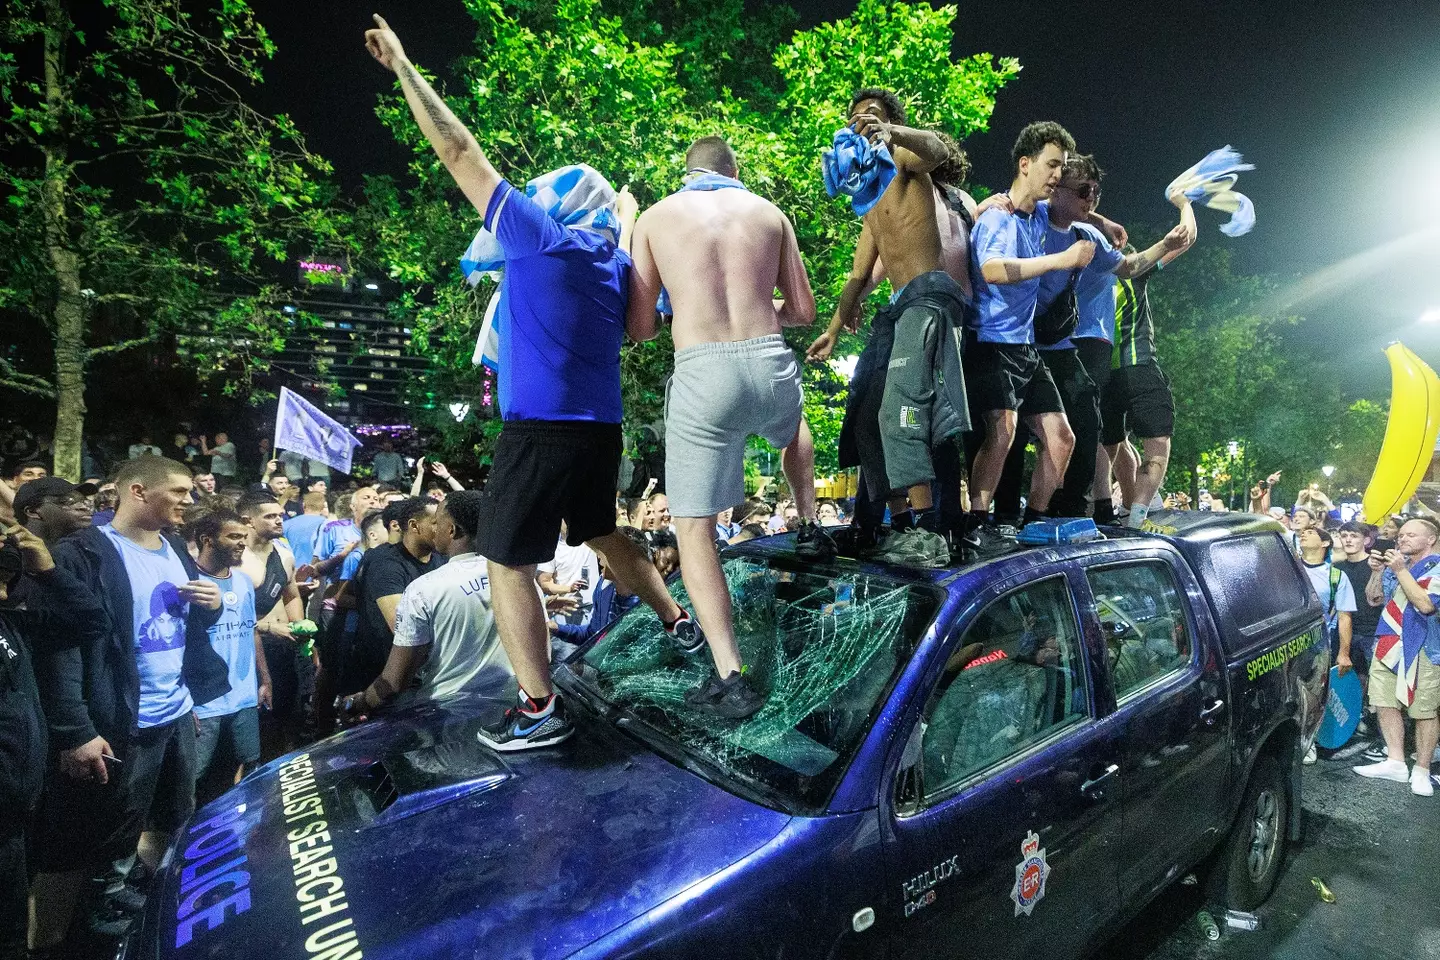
13,476,96,545
366,15,707,751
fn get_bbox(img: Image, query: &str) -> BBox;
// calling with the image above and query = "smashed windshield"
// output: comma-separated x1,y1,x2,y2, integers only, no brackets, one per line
577,555,941,811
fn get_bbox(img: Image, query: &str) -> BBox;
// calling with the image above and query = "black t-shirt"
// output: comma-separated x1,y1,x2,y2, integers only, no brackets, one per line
351,542,443,682
1336,558,1382,640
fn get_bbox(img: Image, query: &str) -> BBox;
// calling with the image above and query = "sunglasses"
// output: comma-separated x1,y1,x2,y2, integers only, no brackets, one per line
1060,181,1101,201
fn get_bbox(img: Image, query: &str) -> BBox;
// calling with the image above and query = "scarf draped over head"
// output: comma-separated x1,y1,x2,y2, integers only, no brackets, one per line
654,168,749,316
1164,146,1256,237
460,164,620,370
822,126,897,216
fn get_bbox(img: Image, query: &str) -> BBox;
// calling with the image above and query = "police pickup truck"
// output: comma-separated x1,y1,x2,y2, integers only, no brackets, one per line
129,511,1326,960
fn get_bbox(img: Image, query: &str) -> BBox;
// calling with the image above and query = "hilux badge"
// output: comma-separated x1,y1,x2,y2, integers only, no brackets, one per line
1010,831,1050,917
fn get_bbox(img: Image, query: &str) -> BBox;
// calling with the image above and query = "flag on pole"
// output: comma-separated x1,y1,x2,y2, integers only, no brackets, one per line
273,387,362,474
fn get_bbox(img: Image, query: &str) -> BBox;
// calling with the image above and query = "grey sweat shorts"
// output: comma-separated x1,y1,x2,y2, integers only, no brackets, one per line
665,333,802,518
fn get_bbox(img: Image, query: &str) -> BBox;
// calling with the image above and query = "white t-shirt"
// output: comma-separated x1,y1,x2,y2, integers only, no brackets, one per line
1302,559,1357,625
209,441,238,476
392,553,510,700
537,539,598,627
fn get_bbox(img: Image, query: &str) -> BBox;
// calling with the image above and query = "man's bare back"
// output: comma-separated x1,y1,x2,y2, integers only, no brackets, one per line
630,188,812,351
933,184,976,301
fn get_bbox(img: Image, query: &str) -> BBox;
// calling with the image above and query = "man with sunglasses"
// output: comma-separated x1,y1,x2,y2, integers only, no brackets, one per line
1028,156,1191,522
12,477,96,546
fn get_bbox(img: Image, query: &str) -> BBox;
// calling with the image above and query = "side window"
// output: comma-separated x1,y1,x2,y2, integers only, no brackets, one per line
1087,562,1193,700
1208,534,1311,632
921,577,1087,800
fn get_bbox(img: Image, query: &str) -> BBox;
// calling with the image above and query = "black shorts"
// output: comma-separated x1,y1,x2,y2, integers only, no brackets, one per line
475,419,623,566
1074,337,1112,394
1101,363,1175,445
964,340,1063,417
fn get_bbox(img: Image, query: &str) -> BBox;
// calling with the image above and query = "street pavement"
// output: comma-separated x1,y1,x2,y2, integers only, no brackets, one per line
1103,747,1440,960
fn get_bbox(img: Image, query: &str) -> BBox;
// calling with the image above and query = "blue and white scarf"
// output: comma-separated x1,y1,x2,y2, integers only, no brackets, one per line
1164,146,1256,237
460,164,621,370
822,126,897,216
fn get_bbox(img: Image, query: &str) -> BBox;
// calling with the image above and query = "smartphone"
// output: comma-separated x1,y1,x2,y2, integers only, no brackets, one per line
1374,538,1396,555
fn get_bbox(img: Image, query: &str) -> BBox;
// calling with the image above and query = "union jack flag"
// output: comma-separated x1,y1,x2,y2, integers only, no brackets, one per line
1374,556,1440,705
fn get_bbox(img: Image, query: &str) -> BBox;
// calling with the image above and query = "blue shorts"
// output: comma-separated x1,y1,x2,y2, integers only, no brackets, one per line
194,706,261,782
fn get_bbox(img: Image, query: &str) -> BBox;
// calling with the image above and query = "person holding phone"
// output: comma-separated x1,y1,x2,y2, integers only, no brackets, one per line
29,456,228,945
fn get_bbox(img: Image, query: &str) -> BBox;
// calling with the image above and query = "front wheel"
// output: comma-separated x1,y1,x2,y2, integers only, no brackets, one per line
1221,753,1288,910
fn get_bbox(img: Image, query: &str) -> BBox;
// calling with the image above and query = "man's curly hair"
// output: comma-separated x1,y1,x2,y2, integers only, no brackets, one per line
1011,121,1076,172
849,87,906,124
930,131,972,187
1064,152,1104,184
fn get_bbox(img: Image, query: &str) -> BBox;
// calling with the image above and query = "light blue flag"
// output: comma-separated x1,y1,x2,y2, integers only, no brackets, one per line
274,387,362,474
1164,146,1256,237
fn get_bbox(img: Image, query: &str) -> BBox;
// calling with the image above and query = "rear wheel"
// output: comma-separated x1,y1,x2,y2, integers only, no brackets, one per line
1221,754,1288,910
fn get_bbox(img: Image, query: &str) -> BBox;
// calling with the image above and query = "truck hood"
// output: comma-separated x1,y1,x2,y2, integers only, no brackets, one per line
137,689,792,960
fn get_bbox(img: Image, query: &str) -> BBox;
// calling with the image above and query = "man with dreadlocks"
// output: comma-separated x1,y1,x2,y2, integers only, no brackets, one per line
808,89,971,566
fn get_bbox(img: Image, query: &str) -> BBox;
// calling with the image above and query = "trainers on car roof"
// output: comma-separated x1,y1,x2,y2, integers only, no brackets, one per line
685,669,764,719
477,697,575,752
666,610,707,656
874,528,950,569
794,519,838,560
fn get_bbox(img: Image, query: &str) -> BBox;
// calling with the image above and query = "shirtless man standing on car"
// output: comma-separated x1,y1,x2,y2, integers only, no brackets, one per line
627,135,833,718
808,89,970,564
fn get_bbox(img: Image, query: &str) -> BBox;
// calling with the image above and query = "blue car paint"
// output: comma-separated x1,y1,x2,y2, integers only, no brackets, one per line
131,514,1325,960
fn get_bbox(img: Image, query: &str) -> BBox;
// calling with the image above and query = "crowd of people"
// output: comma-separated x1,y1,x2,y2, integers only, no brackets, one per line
0,15,1432,958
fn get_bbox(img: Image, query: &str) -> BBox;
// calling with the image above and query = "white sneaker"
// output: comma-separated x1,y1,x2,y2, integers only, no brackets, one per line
1353,758,1411,782
1303,744,1317,765
1413,770,1435,797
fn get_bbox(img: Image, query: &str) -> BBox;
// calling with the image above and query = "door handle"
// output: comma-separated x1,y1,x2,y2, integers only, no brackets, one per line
1200,698,1226,721
1081,763,1119,794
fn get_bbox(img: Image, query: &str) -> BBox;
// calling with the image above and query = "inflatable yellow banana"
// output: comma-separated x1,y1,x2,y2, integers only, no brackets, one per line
1362,342,1440,523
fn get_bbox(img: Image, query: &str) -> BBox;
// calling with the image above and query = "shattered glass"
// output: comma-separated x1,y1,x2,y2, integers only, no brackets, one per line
580,556,942,811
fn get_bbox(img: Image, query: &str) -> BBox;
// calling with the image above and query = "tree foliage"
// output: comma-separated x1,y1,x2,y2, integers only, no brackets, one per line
360,0,1018,472
1148,242,1385,505
0,0,342,477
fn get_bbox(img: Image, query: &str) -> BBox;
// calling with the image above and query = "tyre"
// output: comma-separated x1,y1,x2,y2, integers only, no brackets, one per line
1220,753,1288,910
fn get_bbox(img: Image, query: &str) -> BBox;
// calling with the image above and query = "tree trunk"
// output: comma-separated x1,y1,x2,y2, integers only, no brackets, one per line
41,0,85,481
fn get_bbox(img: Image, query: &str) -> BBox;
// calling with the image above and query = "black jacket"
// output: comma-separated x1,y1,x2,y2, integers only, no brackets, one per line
41,526,230,750
0,565,106,824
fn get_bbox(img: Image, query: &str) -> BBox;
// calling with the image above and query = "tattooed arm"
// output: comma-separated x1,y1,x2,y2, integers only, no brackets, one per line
979,241,1095,285
365,15,501,215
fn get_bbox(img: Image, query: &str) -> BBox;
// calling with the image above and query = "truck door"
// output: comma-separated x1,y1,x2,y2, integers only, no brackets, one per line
1080,556,1230,906
884,573,1123,959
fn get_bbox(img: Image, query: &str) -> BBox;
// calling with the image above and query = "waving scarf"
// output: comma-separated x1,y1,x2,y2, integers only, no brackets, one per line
460,164,621,370
653,168,748,316
822,126,897,216
1164,146,1256,237
1375,554,1440,706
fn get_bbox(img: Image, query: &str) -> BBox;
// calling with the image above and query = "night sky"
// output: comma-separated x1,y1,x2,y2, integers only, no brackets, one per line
253,0,1440,380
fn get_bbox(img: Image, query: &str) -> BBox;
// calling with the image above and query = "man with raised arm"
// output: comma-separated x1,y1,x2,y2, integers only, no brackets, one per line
627,136,834,719
807,89,969,566
365,16,702,751
962,121,1094,552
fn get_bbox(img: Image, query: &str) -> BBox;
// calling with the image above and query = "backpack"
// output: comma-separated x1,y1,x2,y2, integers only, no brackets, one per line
1033,227,1082,347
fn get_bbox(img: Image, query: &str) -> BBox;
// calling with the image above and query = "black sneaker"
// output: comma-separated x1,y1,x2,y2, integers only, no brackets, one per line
832,524,881,556
665,610,707,656
108,883,147,914
86,903,134,938
961,523,1013,556
794,519,838,560
1361,742,1388,764
685,669,764,719
477,697,574,751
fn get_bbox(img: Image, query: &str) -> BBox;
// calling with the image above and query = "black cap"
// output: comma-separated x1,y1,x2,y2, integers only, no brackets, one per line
12,477,98,519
